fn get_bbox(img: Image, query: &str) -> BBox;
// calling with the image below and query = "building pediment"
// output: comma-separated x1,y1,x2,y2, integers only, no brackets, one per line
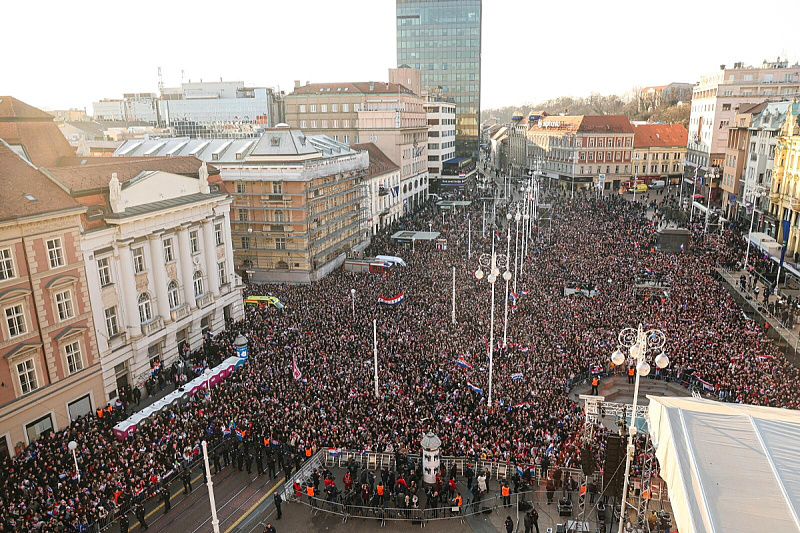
117,170,201,212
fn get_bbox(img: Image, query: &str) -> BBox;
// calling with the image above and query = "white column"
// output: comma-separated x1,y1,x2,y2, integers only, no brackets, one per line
222,212,235,288
202,218,220,297
148,232,171,321
177,224,197,309
117,240,142,338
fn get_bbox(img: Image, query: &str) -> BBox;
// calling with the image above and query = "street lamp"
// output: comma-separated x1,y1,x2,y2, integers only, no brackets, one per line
68,440,80,483
350,288,356,319
513,208,522,294
744,185,767,270
610,324,669,533
474,236,509,406
202,440,221,533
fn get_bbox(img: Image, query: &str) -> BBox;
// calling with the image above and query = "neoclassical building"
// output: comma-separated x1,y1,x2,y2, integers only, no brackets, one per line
42,157,242,401
768,102,800,255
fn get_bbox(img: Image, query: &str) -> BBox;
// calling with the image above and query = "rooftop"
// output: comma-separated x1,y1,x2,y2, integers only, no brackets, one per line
530,115,635,134
351,143,399,178
0,96,76,167
633,123,689,148
0,140,82,223
289,82,415,96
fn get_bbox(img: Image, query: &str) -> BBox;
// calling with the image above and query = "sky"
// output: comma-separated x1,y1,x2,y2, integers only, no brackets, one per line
4,0,799,113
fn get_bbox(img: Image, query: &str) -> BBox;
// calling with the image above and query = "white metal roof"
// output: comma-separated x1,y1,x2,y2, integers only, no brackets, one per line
647,396,800,533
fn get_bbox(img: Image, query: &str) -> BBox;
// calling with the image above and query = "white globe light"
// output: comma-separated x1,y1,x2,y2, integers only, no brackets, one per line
637,360,651,377
524,214,530,220
515,212,522,222
492,267,500,277
503,270,512,281
611,350,625,366
655,352,669,369
475,269,484,280
488,274,497,283
629,344,641,359
68,441,78,451
506,213,512,220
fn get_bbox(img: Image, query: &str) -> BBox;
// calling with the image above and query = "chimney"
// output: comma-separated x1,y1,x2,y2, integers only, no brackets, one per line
294,80,301,89
720,64,726,70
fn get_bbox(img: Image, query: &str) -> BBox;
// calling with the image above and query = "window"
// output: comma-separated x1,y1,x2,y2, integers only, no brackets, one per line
25,413,52,444
193,271,204,297
132,247,145,273
238,209,249,222
217,261,226,286
5,304,26,337
163,238,174,263
272,182,283,194
55,290,74,321
299,104,306,113
97,257,111,286
214,224,223,246
190,231,199,254
0,248,14,281
320,104,327,113
137,293,152,324
343,120,349,128
17,359,37,395
67,394,92,421
46,238,64,268
167,280,180,309
342,103,349,112
104,306,118,337
64,341,83,374
310,104,317,113
353,104,360,112
236,182,246,194
241,237,251,250
274,210,284,223
276,237,286,250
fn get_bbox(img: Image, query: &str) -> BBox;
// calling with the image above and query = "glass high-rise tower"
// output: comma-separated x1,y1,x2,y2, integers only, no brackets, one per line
396,0,481,159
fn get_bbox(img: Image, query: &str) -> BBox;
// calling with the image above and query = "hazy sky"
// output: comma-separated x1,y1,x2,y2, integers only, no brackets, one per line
4,0,798,112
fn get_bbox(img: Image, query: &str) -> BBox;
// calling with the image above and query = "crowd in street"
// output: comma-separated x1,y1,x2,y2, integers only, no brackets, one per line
2,171,799,532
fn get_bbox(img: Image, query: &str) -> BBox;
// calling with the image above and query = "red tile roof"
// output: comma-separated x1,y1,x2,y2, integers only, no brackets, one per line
45,157,213,193
0,96,75,167
0,141,82,223
633,123,688,148
291,82,414,96
352,143,399,178
579,115,635,134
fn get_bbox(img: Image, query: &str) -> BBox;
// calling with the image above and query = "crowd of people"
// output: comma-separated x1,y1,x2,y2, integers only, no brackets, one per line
2,167,799,532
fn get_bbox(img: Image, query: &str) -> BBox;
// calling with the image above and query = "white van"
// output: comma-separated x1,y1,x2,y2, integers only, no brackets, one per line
376,255,407,267
649,180,666,189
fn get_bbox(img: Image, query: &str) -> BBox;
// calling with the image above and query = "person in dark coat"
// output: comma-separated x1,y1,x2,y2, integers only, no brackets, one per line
119,513,129,533
134,502,148,530
274,492,283,519
504,516,514,533
182,469,192,494
161,485,171,514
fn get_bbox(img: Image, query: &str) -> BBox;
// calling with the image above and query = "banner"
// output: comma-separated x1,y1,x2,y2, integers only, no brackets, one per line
378,291,405,306
292,355,302,381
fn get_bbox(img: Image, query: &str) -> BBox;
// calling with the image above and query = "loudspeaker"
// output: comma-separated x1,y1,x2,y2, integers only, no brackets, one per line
603,435,626,499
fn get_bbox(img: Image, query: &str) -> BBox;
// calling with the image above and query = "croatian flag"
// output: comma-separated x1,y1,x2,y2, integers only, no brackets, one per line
456,356,473,370
520,347,530,353
509,292,518,303
511,373,524,381
467,381,484,394
697,378,714,393
378,291,405,306
757,355,774,361
645,267,652,274
520,290,530,296
235,428,245,441
292,355,302,381
328,448,342,457
222,427,231,438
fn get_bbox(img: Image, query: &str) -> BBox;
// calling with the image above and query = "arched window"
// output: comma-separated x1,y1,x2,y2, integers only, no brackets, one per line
193,271,204,297
274,210,284,223
137,293,152,324
167,280,180,309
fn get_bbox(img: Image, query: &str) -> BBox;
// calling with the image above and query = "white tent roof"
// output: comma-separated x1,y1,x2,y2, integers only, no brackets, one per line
647,396,800,533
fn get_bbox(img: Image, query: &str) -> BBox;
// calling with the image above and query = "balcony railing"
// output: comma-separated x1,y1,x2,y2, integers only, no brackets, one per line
378,187,389,197
170,304,190,322
196,293,214,308
142,316,164,336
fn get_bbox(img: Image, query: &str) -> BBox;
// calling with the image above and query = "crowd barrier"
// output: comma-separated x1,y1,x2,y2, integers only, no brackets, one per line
112,356,244,440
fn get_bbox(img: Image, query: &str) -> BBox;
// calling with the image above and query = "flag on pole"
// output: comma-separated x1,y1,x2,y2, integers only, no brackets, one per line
378,291,405,306
697,378,714,393
509,291,518,303
456,356,473,370
466,381,484,394
292,355,302,381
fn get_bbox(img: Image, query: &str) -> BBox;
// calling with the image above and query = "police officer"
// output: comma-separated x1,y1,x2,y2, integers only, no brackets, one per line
119,513,129,533
274,491,282,519
161,485,171,514
134,502,148,530
267,450,276,478
245,452,254,474
256,450,264,475
263,523,276,533
212,447,222,475
182,468,192,495
591,375,600,395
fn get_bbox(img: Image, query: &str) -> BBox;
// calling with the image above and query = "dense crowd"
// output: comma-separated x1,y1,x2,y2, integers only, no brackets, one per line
2,172,799,532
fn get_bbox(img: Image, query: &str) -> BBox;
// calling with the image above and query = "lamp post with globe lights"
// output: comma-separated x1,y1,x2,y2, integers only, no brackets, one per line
68,440,80,483
474,236,510,406
512,207,522,294
350,288,356,319
204,367,212,398
610,324,669,533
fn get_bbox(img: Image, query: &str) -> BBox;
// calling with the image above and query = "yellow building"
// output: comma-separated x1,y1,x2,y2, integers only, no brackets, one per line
768,101,800,255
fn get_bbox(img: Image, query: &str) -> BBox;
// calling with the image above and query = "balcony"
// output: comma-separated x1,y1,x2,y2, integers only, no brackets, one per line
170,304,190,322
142,316,164,336
196,293,214,308
379,187,389,197
791,199,800,212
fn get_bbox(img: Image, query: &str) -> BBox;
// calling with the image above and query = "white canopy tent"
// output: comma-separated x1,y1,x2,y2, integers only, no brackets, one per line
647,396,800,533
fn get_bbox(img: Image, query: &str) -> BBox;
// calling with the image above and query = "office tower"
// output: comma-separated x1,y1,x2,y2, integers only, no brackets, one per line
396,0,481,158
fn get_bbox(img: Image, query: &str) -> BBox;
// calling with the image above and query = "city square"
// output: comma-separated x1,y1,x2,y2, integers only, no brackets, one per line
2,2,800,533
